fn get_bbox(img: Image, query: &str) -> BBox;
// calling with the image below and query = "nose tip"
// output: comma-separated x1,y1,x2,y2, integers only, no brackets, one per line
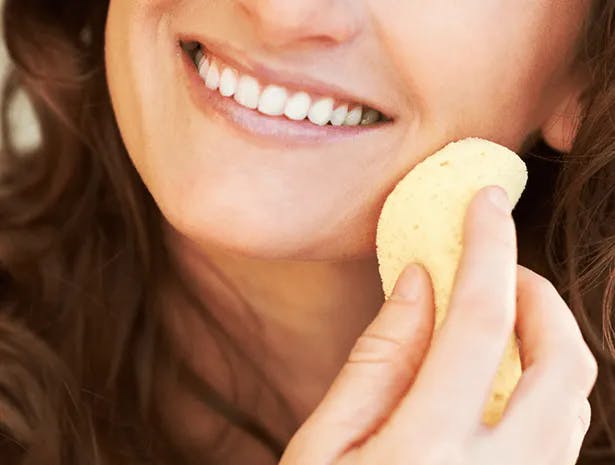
236,0,361,49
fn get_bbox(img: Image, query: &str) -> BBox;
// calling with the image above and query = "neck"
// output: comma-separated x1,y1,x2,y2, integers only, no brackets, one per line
155,223,385,462
164,223,385,412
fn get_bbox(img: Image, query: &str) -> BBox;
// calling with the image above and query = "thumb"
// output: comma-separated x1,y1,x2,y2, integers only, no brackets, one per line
281,264,435,465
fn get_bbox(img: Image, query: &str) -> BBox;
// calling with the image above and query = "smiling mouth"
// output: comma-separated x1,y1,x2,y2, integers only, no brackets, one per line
180,40,392,128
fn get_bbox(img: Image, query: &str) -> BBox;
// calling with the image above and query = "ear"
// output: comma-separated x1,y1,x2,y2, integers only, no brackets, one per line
540,75,587,153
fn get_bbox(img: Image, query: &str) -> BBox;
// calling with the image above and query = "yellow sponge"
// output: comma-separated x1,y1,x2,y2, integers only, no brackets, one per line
376,137,528,425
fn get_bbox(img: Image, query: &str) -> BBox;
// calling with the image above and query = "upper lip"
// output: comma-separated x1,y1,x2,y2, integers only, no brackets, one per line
178,34,395,120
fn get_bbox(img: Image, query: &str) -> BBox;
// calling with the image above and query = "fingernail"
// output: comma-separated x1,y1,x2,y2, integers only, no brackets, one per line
391,263,421,302
485,186,511,214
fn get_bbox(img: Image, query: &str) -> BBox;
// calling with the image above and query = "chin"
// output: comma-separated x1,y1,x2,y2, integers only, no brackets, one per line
160,199,378,262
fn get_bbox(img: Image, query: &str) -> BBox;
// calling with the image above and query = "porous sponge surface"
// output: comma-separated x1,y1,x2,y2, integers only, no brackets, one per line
376,137,528,425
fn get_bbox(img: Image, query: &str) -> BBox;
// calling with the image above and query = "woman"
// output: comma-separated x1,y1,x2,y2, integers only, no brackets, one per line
1,0,614,464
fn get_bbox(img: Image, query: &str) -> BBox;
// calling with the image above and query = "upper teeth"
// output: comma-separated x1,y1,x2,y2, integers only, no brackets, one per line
193,49,384,127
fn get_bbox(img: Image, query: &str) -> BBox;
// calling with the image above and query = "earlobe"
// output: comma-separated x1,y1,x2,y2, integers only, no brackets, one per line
540,78,587,153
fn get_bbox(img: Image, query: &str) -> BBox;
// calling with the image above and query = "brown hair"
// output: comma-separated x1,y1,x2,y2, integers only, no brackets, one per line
0,1,614,464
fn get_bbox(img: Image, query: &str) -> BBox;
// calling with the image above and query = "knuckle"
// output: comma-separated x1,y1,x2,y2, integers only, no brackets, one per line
523,270,558,301
490,228,516,251
348,333,406,365
578,398,592,433
551,343,599,394
525,272,557,297
575,347,599,392
455,291,514,337
481,215,516,249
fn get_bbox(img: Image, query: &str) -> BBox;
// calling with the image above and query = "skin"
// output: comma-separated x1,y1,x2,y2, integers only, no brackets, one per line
105,1,592,463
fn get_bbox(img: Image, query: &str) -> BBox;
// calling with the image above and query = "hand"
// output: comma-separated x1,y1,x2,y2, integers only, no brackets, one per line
280,186,598,465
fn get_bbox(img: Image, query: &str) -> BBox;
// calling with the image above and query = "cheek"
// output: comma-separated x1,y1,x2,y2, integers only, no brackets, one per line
369,0,584,148
106,0,193,213
105,0,187,173
105,1,157,177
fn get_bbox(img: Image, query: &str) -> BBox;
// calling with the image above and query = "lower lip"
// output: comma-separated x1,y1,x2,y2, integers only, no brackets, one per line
177,45,392,146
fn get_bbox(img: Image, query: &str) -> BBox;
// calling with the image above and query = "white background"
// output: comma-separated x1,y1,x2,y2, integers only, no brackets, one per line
1,1,42,152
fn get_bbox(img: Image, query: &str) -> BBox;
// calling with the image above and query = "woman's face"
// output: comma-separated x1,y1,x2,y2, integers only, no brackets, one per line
106,0,589,260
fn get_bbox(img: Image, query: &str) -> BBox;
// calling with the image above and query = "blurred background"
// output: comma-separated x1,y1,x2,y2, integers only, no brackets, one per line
0,1,41,153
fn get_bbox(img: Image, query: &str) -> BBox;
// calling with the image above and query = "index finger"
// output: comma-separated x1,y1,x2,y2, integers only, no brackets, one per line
383,186,518,440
